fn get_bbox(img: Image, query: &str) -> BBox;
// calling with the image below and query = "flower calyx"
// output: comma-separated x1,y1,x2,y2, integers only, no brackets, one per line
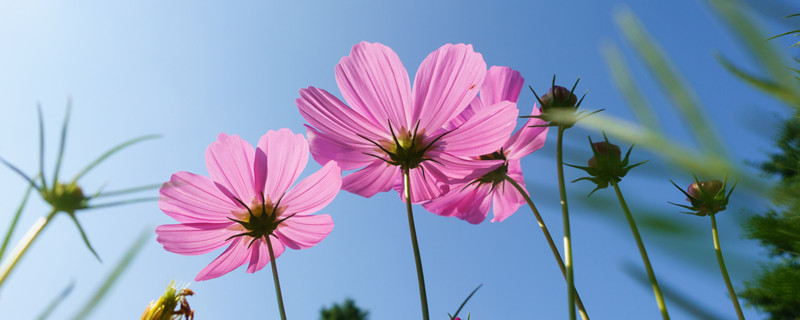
42,182,88,214
566,134,647,196
669,174,736,216
524,75,602,129
227,193,293,247
359,120,449,171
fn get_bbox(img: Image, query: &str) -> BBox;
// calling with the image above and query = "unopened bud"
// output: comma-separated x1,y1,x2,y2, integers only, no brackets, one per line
540,85,578,113
687,180,723,200
588,142,621,170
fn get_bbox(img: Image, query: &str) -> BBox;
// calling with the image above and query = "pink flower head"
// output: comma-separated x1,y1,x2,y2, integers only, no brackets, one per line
156,129,342,281
424,66,549,224
297,42,519,203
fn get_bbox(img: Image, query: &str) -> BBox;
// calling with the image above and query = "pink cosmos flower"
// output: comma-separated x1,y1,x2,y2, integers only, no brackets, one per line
156,129,341,281
423,66,548,224
296,42,518,203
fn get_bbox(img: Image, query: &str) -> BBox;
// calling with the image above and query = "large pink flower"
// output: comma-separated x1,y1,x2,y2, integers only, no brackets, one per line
423,66,548,223
156,129,341,281
296,42,518,203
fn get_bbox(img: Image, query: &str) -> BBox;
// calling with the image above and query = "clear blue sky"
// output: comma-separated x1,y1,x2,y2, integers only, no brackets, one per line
0,0,794,319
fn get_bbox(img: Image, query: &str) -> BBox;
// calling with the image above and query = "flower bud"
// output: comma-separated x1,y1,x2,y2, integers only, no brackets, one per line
140,281,194,320
567,136,646,196
687,180,723,200
682,179,729,216
540,85,578,113
588,142,621,170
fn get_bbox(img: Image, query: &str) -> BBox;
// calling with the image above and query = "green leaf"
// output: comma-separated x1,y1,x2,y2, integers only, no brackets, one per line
53,100,72,185
67,214,101,262
0,182,37,259
601,43,661,132
615,7,725,156
71,134,160,183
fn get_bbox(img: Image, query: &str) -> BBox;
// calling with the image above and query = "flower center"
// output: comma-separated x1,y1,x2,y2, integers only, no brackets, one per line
227,194,290,246
360,120,450,170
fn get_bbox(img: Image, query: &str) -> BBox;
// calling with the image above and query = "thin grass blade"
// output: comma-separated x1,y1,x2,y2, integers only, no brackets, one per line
72,229,150,320
0,182,36,259
623,262,724,320
451,284,482,320
36,280,76,320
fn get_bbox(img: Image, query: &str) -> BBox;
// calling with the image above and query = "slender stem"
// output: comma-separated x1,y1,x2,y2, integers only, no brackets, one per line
403,168,430,320
266,236,287,320
611,181,669,320
710,214,745,320
556,126,576,320
505,176,590,320
0,208,58,290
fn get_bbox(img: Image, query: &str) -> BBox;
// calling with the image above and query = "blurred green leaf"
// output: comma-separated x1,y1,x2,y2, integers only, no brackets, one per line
0,182,36,260
615,7,724,156
601,42,661,133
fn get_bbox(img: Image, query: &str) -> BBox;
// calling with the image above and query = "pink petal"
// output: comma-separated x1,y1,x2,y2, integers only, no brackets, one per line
205,133,257,202
256,129,309,198
412,43,487,131
306,125,374,171
491,160,526,222
480,66,524,107
156,223,236,255
159,171,239,223
392,162,449,203
440,100,518,157
491,179,526,223
276,214,334,250
246,237,286,273
423,183,492,224
441,96,480,132
296,86,385,151
195,237,251,281
335,42,412,131
462,185,494,224
505,105,549,160
282,161,341,216
342,161,400,198
432,151,504,183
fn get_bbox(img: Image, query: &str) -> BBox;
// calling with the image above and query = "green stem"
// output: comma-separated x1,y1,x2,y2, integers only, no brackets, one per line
505,176,590,320
710,214,745,320
0,208,58,290
611,180,669,320
404,168,430,320
556,126,576,320
266,236,288,320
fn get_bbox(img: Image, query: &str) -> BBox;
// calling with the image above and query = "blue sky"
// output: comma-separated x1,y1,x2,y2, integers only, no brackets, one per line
0,0,794,319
